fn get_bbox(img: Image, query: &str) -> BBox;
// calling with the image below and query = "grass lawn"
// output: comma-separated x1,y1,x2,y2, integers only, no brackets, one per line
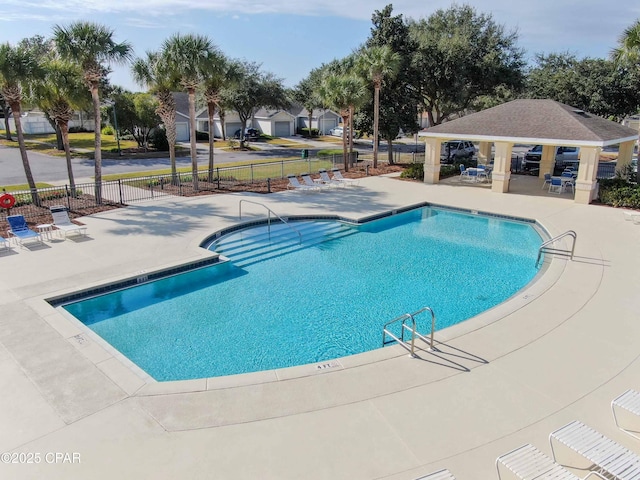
102,157,333,182
1,183,54,191
0,131,138,156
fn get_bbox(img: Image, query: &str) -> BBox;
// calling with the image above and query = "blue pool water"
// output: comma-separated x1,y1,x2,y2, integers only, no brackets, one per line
62,207,542,381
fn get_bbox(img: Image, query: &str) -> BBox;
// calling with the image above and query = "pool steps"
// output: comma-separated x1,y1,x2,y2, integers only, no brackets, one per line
210,220,356,267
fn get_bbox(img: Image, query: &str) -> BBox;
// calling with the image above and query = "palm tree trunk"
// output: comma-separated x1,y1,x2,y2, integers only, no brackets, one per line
59,121,76,194
373,84,380,169
348,106,354,168
308,109,313,136
188,88,199,192
341,113,349,172
207,103,216,183
90,84,103,204
11,106,39,206
2,104,11,141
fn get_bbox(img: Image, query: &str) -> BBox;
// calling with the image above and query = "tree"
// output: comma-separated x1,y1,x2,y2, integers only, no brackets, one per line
612,18,640,147
0,93,12,140
318,73,367,172
200,50,233,182
292,68,324,136
105,90,159,150
34,59,89,192
410,5,525,125
162,33,214,191
221,60,289,149
0,43,40,204
357,45,400,167
526,53,640,120
53,21,132,203
132,51,179,182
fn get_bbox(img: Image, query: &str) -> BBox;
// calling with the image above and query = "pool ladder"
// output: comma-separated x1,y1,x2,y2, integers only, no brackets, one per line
535,230,576,267
382,306,436,356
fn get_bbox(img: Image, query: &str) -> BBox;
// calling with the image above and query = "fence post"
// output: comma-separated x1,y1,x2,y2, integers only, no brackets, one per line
149,175,154,199
118,179,124,205
216,168,220,189
251,164,254,183
281,160,284,179
65,185,71,210
267,177,271,193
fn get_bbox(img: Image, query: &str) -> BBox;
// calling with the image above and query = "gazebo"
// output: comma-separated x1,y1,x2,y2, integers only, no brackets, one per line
419,99,638,204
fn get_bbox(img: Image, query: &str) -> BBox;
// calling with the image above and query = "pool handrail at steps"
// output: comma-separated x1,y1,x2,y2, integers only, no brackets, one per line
239,200,302,245
536,230,576,267
382,306,436,356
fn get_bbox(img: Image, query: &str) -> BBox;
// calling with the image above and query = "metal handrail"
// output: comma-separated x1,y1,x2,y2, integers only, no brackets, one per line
382,306,436,356
239,199,302,244
535,230,577,267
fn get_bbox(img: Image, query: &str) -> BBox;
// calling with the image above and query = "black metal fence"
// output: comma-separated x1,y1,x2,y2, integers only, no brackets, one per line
1,156,358,225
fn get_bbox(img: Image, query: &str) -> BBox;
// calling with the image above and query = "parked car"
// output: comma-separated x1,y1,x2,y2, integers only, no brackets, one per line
440,140,476,163
233,128,260,140
522,145,580,170
329,126,348,137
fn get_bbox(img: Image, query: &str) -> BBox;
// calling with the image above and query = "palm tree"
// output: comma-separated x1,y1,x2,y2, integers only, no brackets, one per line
200,49,230,183
0,43,40,205
33,60,89,194
612,19,640,150
132,51,179,183
53,21,132,203
161,33,214,192
318,74,367,172
358,46,401,168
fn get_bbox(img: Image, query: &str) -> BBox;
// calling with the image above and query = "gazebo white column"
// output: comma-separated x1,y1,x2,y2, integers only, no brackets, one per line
574,146,601,204
539,145,555,178
491,142,513,193
616,140,634,174
423,138,442,184
478,141,492,165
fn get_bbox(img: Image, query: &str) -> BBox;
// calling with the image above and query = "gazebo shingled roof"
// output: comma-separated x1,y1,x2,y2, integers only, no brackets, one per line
420,99,638,146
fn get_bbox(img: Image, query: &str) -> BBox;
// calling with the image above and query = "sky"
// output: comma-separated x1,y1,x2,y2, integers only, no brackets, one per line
1,0,639,92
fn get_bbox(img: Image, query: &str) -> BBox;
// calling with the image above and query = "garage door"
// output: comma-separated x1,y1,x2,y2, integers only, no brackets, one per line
226,123,242,138
274,121,290,137
319,118,337,135
175,123,189,142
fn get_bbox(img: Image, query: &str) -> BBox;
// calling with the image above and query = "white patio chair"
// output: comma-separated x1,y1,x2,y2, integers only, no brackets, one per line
612,389,640,440
550,420,640,480
50,205,87,239
286,175,320,192
301,173,330,190
414,468,456,480
318,169,343,187
497,443,605,480
330,168,359,186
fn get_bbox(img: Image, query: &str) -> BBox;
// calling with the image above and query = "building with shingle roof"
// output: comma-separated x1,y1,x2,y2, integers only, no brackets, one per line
419,99,637,204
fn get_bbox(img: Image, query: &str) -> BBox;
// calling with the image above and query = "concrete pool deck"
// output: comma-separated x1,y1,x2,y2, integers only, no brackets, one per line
1,173,639,479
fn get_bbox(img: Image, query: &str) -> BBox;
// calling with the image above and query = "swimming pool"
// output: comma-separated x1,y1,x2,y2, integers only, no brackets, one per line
60,206,543,381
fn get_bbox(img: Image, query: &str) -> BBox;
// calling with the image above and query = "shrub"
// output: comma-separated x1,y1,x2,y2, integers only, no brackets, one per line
149,127,169,151
400,163,423,180
101,125,115,135
299,127,320,137
68,126,89,133
598,178,640,208
196,130,209,141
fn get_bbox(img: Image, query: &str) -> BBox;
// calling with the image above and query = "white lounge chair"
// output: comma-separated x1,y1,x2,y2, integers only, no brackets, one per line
550,420,640,480
318,169,344,187
287,175,320,192
301,173,329,190
497,443,605,480
50,205,87,239
330,168,359,186
612,389,640,440
414,468,456,480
